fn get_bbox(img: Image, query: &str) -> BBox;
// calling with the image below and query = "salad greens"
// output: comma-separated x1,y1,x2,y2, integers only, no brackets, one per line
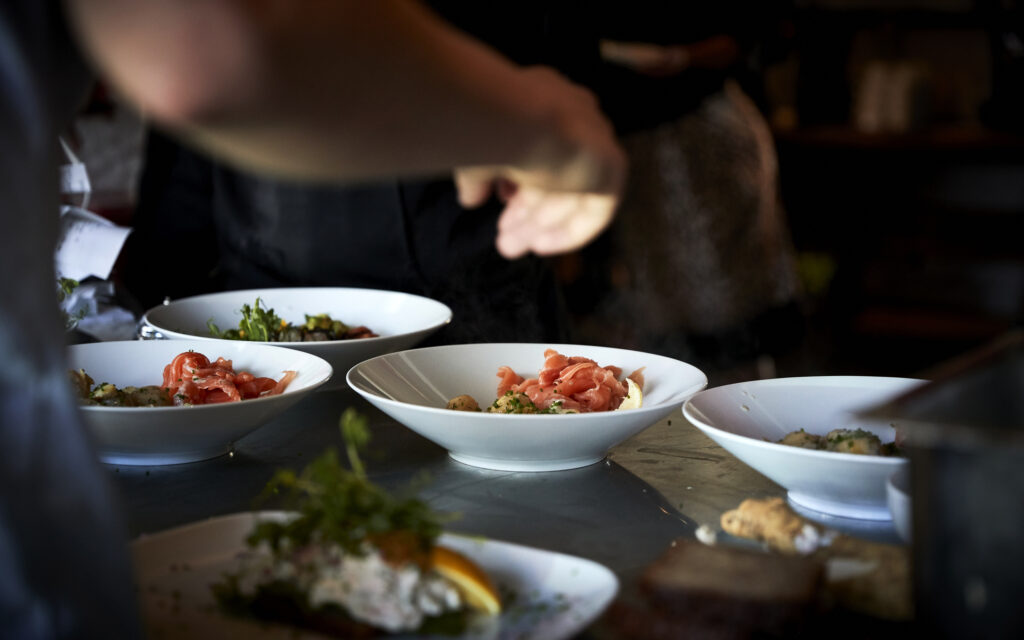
245,408,446,556
211,409,467,636
208,297,374,342
208,297,286,342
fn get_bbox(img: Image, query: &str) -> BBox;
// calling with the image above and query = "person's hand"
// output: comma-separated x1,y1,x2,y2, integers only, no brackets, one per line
456,169,623,259
454,67,627,259
600,40,691,77
600,36,739,77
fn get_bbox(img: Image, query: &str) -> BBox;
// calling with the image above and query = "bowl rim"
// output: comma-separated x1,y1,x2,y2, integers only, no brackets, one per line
682,375,924,464
346,341,708,419
141,286,454,345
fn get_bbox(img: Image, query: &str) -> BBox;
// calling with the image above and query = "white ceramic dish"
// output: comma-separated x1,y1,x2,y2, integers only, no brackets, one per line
887,466,912,542
141,287,452,390
347,343,707,472
69,339,332,465
682,376,926,520
132,511,619,640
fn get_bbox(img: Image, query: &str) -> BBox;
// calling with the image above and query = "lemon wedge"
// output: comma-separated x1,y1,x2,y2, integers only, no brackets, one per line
431,545,502,615
617,377,643,410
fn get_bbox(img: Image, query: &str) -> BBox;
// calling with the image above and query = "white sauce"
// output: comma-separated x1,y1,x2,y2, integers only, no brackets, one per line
239,541,463,633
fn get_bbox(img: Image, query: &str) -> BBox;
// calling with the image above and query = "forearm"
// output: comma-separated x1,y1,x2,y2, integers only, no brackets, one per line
64,0,576,184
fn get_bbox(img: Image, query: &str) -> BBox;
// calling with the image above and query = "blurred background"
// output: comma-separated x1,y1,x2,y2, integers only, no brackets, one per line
767,0,1024,380
67,0,1024,385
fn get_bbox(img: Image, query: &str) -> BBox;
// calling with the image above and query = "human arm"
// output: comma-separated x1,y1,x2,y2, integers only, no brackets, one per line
62,0,626,257
599,35,740,77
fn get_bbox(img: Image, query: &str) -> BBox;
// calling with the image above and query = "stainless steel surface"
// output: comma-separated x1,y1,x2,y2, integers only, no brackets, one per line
112,386,905,635
113,390,694,583
135,323,166,340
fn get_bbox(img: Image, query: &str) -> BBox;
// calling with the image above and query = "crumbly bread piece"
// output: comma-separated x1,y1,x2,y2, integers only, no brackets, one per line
719,497,913,621
721,497,823,554
637,538,824,635
818,535,913,621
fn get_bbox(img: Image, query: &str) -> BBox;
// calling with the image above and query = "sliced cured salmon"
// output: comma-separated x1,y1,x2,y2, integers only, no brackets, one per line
161,350,295,406
497,349,645,413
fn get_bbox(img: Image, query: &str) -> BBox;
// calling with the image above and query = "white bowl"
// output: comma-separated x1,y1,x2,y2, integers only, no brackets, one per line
141,287,452,390
682,376,926,520
887,466,912,542
347,343,708,472
69,339,332,465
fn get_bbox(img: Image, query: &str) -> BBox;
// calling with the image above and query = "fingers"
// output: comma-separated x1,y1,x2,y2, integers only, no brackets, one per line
495,177,518,202
495,188,618,259
453,167,496,208
599,40,689,77
457,67,627,256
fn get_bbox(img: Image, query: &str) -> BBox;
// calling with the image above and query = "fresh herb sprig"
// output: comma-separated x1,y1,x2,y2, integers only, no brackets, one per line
247,409,446,556
208,297,285,341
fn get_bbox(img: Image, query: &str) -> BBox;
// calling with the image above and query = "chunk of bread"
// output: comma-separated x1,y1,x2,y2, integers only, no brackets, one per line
721,497,821,554
637,538,824,634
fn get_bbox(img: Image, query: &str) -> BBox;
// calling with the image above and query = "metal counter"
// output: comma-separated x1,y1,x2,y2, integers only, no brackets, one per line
111,387,902,636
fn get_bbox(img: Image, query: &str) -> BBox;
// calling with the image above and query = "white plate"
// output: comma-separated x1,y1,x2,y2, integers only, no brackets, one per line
142,287,452,390
69,339,332,465
347,343,707,472
132,511,619,640
682,376,925,520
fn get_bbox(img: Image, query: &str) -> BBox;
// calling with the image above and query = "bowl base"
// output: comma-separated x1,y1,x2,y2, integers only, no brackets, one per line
99,447,231,466
787,491,892,521
448,452,604,472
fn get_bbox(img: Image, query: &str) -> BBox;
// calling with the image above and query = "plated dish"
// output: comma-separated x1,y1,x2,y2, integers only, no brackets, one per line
141,288,452,390
211,410,505,637
207,297,378,342
132,512,619,640
68,339,332,465
72,349,297,407
347,343,707,471
682,376,925,520
776,427,901,456
446,348,645,414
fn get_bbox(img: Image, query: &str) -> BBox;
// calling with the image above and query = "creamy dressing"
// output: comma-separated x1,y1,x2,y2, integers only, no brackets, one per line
238,540,463,632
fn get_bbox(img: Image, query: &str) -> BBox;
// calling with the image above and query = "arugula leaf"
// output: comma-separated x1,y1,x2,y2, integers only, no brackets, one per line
209,297,286,341
249,409,447,556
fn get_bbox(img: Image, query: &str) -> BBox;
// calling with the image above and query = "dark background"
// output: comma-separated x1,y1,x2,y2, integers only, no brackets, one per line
748,0,1024,378
74,0,1024,382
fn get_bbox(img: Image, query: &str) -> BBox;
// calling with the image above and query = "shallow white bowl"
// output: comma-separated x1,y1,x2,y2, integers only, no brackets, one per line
887,466,912,542
69,339,332,465
347,343,707,472
682,376,925,520
141,287,452,390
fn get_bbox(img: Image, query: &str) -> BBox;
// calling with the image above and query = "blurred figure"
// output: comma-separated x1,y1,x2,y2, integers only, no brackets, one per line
121,4,609,345
69,1,625,259
0,1,624,637
122,129,573,344
566,1,804,383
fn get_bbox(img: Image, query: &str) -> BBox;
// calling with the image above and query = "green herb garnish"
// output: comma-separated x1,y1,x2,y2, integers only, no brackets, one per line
246,408,446,556
208,297,284,341
209,298,370,342
57,277,79,300
58,277,86,330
